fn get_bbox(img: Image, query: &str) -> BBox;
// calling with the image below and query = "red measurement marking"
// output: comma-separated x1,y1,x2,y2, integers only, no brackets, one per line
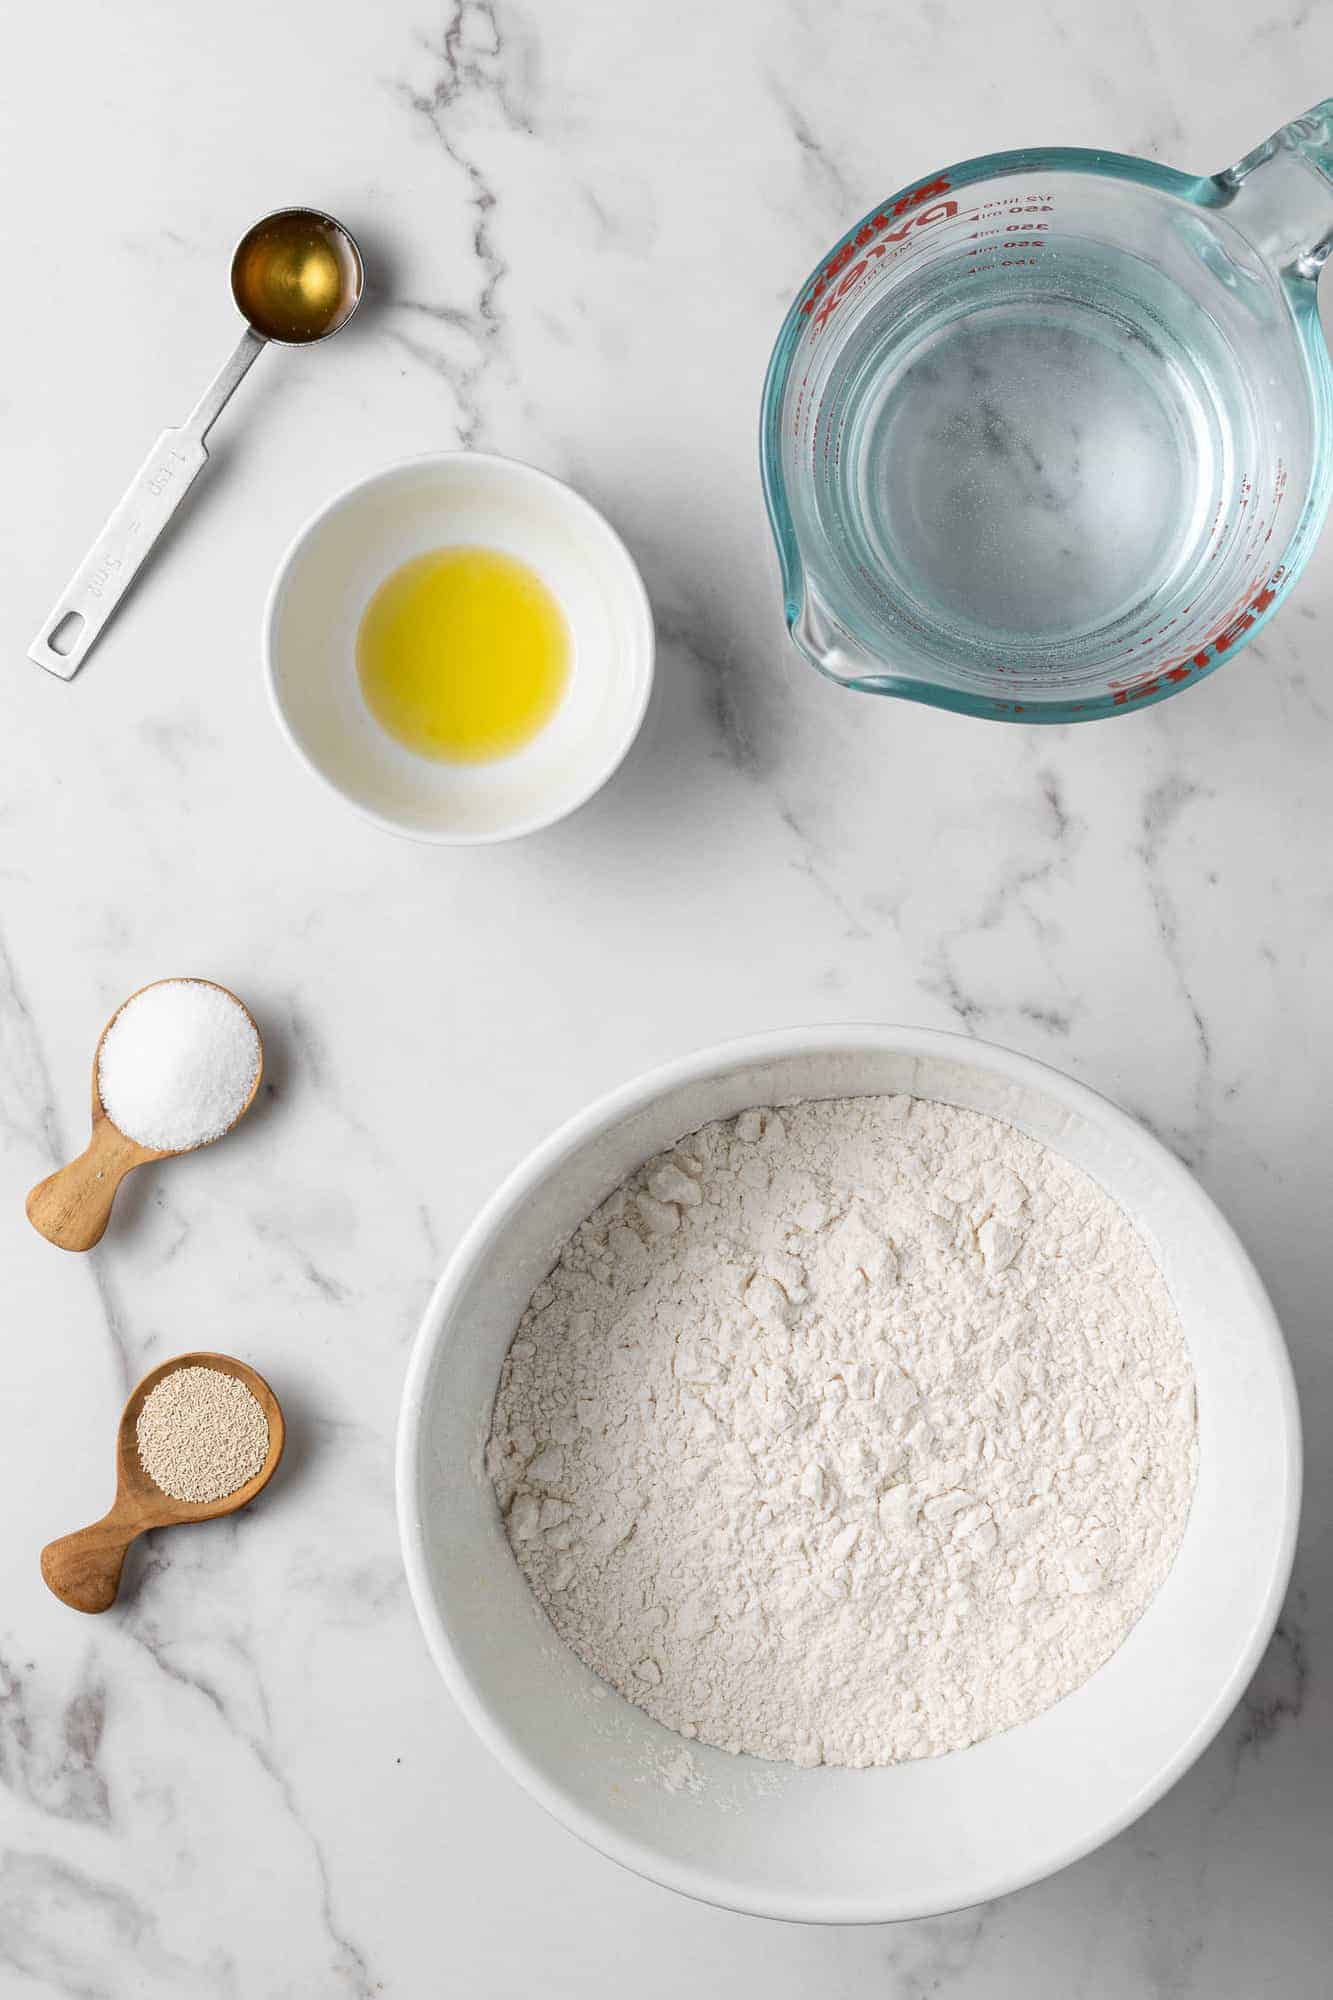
804,199,960,330
1109,571,1285,701
799,177,954,319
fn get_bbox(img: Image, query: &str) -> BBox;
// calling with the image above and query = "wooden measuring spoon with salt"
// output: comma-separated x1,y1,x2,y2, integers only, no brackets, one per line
41,1353,285,1613
25,978,263,1251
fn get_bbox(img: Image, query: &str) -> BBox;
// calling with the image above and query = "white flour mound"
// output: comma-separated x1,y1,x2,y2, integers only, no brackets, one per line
486,1095,1198,1769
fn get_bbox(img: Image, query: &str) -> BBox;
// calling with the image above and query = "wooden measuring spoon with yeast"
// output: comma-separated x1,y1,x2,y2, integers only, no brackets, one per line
41,1354,285,1613
25,978,263,1251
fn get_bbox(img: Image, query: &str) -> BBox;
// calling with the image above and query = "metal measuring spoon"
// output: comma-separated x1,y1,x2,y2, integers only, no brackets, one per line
28,208,364,681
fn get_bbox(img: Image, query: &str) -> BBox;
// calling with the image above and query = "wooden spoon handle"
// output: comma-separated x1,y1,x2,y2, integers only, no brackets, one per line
26,1121,146,1251
40,1507,143,1613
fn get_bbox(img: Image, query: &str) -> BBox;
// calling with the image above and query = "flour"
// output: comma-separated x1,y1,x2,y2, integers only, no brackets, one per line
486,1095,1197,1769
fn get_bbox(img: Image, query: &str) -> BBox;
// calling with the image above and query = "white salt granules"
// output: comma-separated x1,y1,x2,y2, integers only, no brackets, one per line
98,980,260,1152
488,1095,1198,1769
136,1366,269,1504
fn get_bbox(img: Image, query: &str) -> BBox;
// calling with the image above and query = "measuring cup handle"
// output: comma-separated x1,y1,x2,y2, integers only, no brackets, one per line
1215,100,1333,281
27,326,265,682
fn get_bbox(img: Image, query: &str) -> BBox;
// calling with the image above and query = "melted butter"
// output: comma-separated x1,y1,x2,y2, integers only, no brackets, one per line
356,546,570,764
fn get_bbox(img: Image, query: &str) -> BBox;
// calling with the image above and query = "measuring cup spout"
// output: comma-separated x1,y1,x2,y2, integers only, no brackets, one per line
1213,101,1333,280
785,565,919,694
790,577,861,686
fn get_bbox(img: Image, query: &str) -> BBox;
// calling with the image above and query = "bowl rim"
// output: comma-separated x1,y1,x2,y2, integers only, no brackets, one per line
396,1022,1302,1923
261,449,655,846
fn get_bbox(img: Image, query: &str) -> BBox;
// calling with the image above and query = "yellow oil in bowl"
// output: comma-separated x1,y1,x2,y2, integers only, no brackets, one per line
356,547,570,764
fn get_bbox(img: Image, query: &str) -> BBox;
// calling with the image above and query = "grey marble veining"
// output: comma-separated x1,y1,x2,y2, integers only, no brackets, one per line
2,0,1332,1994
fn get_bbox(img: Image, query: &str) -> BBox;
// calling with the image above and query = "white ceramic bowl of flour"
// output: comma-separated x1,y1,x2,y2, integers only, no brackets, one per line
396,1026,1300,1922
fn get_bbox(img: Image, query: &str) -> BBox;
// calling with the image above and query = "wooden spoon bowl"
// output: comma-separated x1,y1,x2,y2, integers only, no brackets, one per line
40,1352,285,1613
25,978,263,1252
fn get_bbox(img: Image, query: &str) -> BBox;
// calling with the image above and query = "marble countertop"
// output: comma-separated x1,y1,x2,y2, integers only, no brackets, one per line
3,3,1331,1994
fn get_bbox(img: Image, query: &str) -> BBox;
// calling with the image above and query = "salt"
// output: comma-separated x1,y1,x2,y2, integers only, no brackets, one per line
98,980,261,1152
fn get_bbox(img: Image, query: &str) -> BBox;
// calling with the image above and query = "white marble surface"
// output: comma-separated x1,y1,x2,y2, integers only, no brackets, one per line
3,2,1331,1993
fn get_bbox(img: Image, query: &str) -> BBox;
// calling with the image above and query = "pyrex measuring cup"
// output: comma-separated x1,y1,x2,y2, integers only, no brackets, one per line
761,105,1333,720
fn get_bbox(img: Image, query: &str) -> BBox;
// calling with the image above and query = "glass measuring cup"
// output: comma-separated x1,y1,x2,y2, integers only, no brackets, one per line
761,104,1333,720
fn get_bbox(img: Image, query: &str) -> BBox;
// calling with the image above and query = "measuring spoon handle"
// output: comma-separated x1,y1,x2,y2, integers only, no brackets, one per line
41,1502,144,1614
26,1118,151,1252
27,326,266,681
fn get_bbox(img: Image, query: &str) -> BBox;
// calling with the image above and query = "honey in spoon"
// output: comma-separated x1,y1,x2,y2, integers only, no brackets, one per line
231,209,363,343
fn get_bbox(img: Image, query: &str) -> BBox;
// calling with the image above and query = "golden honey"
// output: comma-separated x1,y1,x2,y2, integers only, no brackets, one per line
231,212,360,343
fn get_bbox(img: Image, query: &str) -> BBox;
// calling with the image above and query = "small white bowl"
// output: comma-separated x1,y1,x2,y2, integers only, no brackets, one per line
397,1025,1301,1923
263,454,654,843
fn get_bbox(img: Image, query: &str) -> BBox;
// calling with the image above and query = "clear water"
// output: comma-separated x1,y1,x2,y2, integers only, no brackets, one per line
812,240,1252,674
